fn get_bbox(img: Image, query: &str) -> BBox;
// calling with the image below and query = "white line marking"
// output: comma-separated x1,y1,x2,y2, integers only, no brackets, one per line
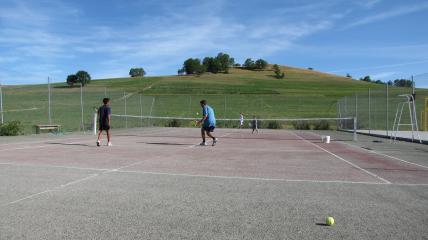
115,170,386,185
341,141,428,170
0,162,109,172
291,132,392,184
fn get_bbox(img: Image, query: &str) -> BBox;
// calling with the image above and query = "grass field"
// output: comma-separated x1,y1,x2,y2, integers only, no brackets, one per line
1,65,427,134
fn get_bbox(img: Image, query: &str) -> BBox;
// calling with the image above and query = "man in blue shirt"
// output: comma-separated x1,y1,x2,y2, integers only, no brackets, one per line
196,100,218,146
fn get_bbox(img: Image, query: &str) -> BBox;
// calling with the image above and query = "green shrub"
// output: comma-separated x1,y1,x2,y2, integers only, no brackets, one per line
0,121,24,136
266,121,282,129
313,120,330,130
292,121,310,130
167,119,181,127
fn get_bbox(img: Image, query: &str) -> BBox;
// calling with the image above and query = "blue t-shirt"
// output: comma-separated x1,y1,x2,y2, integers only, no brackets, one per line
202,105,216,127
98,105,111,125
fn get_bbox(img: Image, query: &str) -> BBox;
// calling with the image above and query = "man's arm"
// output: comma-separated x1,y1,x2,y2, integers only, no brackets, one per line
197,115,207,125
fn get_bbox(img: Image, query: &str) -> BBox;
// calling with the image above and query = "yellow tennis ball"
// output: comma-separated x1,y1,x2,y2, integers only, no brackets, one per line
326,216,335,226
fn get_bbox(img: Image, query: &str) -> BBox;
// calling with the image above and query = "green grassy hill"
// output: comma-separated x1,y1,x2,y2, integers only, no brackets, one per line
1,65,426,134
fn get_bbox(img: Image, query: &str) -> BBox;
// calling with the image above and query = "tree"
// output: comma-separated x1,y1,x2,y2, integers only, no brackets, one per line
272,64,285,79
393,79,413,87
129,68,146,77
66,74,78,87
243,58,255,70
216,52,232,73
75,70,91,86
255,59,268,70
183,58,204,75
346,73,352,78
177,68,185,75
387,80,393,86
203,57,221,74
360,76,372,82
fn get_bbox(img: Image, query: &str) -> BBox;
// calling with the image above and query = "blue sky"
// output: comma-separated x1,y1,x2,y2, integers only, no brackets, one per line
1,0,428,87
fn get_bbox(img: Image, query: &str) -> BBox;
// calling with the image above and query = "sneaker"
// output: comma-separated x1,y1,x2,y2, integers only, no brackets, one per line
200,142,207,146
97,141,100,147
107,142,112,146
212,138,218,146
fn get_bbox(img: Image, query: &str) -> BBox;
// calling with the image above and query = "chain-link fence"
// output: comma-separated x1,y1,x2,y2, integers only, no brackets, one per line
337,84,428,134
0,82,343,134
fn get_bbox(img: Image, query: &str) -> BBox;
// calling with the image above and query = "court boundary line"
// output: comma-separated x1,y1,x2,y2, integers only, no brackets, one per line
340,141,428,170
291,132,392,184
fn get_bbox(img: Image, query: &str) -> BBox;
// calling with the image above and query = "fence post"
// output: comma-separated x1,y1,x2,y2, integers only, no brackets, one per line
140,94,143,127
48,77,52,124
124,91,127,128
386,84,389,136
353,117,357,141
224,96,227,118
80,82,84,132
93,111,97,135
0,82,3,124
149,97,155,126
355,93,358,128
368,88,371,134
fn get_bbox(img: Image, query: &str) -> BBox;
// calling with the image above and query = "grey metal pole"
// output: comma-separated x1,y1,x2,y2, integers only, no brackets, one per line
124,91,127,128
0,81,3,124
224,96,227,118
148,97,155,126
140,94,143,128
48,77,52,124
368,88,371,134
386,84,389,136
80,82,84,132
104,87,107,97
188,96,192,117
353,117,357,141
355,93,358,130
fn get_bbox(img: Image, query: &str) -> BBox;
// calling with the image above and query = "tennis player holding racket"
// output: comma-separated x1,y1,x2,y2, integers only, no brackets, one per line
196,100,218,146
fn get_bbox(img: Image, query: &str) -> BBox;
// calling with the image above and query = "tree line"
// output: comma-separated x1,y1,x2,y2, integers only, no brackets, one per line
179,53,270,75
346,74,414,88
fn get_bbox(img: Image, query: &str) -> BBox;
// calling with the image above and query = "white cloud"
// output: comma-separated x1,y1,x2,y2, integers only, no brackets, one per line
345,2,428,29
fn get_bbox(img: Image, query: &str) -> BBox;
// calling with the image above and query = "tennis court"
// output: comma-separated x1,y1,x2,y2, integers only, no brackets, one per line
1,127,428,239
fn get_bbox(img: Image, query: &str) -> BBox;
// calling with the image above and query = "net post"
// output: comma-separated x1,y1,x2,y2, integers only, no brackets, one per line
353,116,357,141
386,84,389,136
93,110,97,135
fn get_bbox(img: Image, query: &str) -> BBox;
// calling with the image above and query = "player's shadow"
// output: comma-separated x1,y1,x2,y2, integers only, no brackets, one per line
47,142,92,147
315,223,329,226
139,142,195,146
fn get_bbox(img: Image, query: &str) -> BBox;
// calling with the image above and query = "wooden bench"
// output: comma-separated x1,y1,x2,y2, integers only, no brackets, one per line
36,124,61,134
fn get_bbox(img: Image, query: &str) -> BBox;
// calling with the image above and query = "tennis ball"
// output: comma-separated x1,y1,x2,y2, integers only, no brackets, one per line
196,112,199,115
326,216,335,226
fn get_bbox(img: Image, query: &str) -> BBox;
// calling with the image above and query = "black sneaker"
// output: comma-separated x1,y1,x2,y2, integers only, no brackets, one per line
97,141,100,147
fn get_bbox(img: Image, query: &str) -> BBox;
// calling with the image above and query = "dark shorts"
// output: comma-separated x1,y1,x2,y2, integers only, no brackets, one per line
99,123,110,131
202,126,215,132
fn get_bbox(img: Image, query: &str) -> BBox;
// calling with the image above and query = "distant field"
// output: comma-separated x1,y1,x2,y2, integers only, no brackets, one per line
1,66,427,134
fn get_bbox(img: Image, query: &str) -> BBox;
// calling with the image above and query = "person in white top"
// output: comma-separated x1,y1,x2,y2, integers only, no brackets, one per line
239,113,244,128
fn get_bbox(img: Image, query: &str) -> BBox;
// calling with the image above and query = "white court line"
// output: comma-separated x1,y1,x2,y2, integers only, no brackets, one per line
0,162,110,172
291,132,392,184
341,141,428,170
116,170,388,185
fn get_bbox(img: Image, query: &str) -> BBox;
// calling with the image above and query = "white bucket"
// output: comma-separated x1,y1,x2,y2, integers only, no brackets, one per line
325,136,330,144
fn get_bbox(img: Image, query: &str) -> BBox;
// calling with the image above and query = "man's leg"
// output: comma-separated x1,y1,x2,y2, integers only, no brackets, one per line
97,130,103,146
206,131,215,140
201,128,206,143
106,130,111,143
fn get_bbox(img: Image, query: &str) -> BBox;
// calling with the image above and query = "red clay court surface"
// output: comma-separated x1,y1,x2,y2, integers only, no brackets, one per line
1,127,428,239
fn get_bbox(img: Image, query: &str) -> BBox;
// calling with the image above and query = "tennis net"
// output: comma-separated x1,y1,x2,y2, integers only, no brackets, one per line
108,114,357,141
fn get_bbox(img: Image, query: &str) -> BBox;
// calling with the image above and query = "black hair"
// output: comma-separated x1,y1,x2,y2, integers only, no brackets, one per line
103,98,110,104
200,100,207,105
